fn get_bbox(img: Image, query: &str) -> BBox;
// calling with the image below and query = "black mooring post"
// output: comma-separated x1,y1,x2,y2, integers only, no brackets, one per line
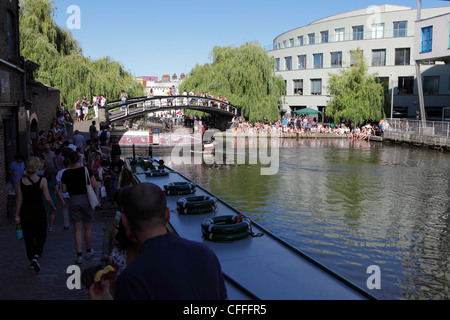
148,144,153,158
132,144,136,160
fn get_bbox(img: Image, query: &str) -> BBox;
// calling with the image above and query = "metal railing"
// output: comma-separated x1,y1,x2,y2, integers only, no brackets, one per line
265,28,414,51
383,119,450,138
105,95,240,123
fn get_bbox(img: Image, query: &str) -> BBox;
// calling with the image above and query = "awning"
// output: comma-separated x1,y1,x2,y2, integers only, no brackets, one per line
293,107,323,115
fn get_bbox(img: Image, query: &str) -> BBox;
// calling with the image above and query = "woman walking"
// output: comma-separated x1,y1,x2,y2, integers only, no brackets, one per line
61,151,98,264
15,157,56,272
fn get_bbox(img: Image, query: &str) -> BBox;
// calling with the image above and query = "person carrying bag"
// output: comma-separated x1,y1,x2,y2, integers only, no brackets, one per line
61,151,98,264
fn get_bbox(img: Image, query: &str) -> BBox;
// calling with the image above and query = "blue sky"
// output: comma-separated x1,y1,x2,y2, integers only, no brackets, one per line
51,0,449,80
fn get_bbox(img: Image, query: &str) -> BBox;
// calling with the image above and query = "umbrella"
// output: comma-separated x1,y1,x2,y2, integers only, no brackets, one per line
293,107,322,115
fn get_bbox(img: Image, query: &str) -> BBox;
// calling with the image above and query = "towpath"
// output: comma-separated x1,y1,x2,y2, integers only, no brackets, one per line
0,120,116,300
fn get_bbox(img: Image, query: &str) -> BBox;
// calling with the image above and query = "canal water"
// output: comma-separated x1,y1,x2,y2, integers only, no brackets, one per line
148,137,449,300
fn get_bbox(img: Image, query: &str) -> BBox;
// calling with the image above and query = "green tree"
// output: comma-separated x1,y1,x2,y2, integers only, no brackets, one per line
180,42,285,123
19,0,144,108
326,49,385,126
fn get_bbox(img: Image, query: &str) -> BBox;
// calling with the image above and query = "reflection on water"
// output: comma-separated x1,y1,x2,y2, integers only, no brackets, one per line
156,138,450,300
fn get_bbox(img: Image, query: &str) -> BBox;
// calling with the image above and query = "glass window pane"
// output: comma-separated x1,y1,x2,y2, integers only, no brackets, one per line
331,52,342,68
353,25,364,40
335,28,345,41
321,31,329,43
394,21,407,37
421,26,433,52
395,48,410,65
313,54,323,69
298,55,306,69
372,49,386,66
311,79,322,95
285,56,292,70
372,23,384,39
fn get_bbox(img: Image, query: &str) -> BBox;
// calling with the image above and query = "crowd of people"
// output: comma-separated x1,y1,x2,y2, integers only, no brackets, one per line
230,115,383,140
10,105,124,272
74,94,107,122
9,105,228,301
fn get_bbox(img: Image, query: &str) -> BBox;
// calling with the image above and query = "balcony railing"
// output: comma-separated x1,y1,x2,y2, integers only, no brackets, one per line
266,28,414,51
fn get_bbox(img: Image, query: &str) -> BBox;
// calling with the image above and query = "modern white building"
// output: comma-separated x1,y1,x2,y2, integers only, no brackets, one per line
268,4,450,120
414,0,450,121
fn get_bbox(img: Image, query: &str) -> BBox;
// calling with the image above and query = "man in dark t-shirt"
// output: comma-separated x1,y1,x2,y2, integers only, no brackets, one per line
97,183,227,300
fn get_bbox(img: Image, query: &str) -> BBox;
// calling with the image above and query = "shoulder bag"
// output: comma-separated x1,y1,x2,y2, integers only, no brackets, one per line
85,166,99,209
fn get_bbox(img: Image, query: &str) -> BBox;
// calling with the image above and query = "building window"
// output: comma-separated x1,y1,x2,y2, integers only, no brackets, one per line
421,26,433,53
313,53,323,69
335,28,345,42
311,79,322,95
275,58,280,71
283,40,288,48
372,49,386,66
7,11,17,60
353,25,364,40
395,48,410,65
0,70,11,102
308,33,315,45
350,50,364,66
298,36,304,46
285,56,292,70
423,76,440,94
393,21,408,37
290,38,294,47
372,23,384,39
331,52,343,68
398,77,414,94
298,55,306,69
321,31,329,43
293,80,303,95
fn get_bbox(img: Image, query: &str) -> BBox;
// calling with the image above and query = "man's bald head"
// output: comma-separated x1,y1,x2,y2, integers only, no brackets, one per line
122,183,168,232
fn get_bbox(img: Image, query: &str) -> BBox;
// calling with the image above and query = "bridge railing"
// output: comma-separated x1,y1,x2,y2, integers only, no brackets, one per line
383,119,450,138
105,95,240,119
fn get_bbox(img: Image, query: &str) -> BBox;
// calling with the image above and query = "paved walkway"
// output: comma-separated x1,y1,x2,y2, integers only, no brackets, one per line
0,120,117,300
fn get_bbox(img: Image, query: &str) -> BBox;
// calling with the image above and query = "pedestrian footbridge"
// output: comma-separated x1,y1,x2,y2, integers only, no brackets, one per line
99,95,242,130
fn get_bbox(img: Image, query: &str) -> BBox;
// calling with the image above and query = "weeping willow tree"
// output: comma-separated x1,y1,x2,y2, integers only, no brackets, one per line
19,0,144,107
326,49,385,126
180,42,285,123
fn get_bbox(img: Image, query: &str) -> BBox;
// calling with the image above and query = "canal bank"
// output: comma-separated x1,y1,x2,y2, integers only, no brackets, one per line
383,131,450,151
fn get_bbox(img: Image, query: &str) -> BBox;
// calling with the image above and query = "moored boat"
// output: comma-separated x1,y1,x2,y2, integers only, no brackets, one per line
125,157,376,300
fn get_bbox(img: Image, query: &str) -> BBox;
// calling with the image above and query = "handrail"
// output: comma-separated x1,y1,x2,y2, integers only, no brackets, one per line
383,118,450,138
266,28,415,51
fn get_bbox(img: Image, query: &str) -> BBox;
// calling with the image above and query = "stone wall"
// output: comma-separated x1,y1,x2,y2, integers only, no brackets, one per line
383,131,450,151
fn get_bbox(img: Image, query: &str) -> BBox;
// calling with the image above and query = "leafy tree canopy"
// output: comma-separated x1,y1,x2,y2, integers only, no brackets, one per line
180,42,285,123
326,49,385,126
19,0,144,108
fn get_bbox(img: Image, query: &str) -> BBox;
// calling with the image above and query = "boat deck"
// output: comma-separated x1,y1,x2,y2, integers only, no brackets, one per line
129,159,374,300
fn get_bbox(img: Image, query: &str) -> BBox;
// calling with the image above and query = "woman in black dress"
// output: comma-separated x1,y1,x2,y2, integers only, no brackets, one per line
15,157,56,272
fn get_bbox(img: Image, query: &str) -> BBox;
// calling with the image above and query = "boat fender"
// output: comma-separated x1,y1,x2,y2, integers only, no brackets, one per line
164,182,196,195
177,195,217,209
201,215,251,234
145,169,169,177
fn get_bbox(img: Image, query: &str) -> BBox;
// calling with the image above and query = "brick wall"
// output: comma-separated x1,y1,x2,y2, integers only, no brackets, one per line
0,0,22,226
